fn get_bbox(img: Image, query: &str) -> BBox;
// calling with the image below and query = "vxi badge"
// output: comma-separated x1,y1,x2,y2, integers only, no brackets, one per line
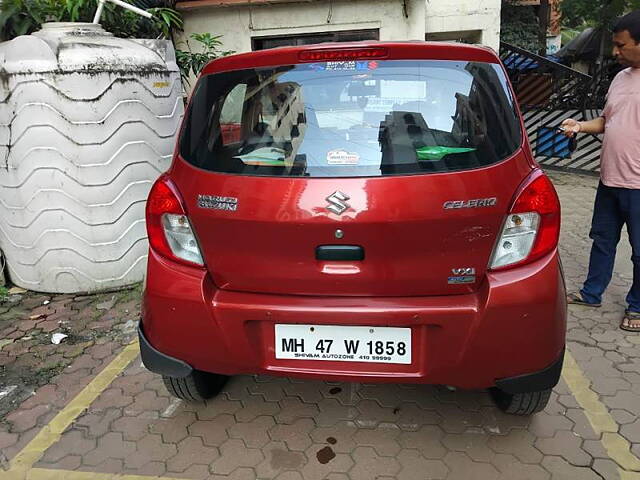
449,267,476,284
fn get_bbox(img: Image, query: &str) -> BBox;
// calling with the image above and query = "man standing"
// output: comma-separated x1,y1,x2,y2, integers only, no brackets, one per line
563,10,640,332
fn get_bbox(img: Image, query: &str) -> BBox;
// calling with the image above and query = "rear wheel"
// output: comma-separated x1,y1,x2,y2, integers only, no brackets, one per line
489,388,552,415
162,370,228,402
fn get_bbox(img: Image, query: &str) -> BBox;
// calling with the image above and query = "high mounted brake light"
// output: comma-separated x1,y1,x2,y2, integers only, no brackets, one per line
489,170,560,271
146,174,204,267
298,47,388,62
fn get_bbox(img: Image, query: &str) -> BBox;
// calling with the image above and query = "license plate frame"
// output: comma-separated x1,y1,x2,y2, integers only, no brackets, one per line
274,324,412,364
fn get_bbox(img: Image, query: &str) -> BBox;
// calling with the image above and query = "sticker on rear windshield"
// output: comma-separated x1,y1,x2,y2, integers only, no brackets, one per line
327,61,356,71
307,61,379,72
327,149,360,165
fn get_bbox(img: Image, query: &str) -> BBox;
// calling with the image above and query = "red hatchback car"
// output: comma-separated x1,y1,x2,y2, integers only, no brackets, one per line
139,41,567,415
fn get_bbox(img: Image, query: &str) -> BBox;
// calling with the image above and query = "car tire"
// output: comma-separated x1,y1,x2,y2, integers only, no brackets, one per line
489,387,552,415
162,371,228,402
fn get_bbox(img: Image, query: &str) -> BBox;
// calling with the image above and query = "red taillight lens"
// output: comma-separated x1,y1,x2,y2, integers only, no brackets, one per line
512,172,561,263
147,175,183,219
146,175,204,268
511,172,560,217
298,47,388,62
490,170,561,271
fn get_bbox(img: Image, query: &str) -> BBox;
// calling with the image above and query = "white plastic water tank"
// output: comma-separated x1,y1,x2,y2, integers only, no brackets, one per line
0,23,183,293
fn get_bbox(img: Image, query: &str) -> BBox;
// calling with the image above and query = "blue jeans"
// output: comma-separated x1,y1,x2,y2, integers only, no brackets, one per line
581,182,640,312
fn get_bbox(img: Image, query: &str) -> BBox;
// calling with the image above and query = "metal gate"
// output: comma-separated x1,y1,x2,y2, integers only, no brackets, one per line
500,42,616,174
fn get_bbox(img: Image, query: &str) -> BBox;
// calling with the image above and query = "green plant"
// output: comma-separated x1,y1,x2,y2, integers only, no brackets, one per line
561,27,586,46
0,0,183,41
176,33,235,86
560,0,640,29
0,0,68,39
0,286,8,303
147,6,182,38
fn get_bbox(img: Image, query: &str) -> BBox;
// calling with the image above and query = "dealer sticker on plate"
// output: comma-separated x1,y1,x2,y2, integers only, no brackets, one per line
275,325,411,364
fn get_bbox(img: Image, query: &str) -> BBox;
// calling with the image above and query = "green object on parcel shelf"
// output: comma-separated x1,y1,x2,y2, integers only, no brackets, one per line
416,146,477,161
234,147,287,166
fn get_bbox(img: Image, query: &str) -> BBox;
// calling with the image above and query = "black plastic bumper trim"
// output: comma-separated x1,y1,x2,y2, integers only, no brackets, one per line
138,324,193,378
495,348,565,394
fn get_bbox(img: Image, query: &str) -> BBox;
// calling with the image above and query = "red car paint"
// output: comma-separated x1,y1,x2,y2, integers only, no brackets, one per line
142,42,566,388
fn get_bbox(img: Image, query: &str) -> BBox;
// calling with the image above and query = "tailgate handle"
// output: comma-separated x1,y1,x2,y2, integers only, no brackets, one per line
316,245,364,261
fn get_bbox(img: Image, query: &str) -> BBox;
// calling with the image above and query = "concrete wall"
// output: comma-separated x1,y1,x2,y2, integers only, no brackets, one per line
177,0,502,56
425,0,502,52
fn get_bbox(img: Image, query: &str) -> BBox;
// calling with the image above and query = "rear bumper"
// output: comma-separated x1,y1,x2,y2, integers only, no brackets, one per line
139,325,192,378
139,323,565,392
141,249,567,390
495,347,564,394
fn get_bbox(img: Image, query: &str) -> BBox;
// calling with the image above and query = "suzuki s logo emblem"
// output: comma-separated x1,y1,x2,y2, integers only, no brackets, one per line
326,191,350,215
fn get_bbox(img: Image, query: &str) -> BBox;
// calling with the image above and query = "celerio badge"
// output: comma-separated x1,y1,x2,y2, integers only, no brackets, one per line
443,198,497,209
326,191,350,215
198,195,238,211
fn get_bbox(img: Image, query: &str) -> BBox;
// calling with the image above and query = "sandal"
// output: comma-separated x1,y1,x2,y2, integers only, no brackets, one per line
620,311,640,332
567,292,601,307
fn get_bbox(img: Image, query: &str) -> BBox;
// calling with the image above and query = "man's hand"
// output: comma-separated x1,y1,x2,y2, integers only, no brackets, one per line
560,117,606,136
560,118,581,137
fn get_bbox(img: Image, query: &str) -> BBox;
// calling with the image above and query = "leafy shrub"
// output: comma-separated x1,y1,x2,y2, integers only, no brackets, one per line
0,0,234,92
0,0,182,41
175,32,235,86
500,3,540,52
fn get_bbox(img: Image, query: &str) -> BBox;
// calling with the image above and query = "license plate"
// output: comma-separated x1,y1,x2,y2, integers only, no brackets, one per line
275,324,411,364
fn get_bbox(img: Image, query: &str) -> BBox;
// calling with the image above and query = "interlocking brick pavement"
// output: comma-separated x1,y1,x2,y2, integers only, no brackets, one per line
1,170,640,479
0,286,141,471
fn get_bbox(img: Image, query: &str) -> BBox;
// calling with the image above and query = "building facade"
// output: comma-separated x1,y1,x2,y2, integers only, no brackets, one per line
175,0,502,56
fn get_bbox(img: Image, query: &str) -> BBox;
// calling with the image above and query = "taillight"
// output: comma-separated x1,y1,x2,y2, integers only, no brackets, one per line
298,47,388,62
146,175,204,267
489,170,560,270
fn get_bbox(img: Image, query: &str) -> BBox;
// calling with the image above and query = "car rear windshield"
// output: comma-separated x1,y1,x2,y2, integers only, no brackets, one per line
180,59,522,177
